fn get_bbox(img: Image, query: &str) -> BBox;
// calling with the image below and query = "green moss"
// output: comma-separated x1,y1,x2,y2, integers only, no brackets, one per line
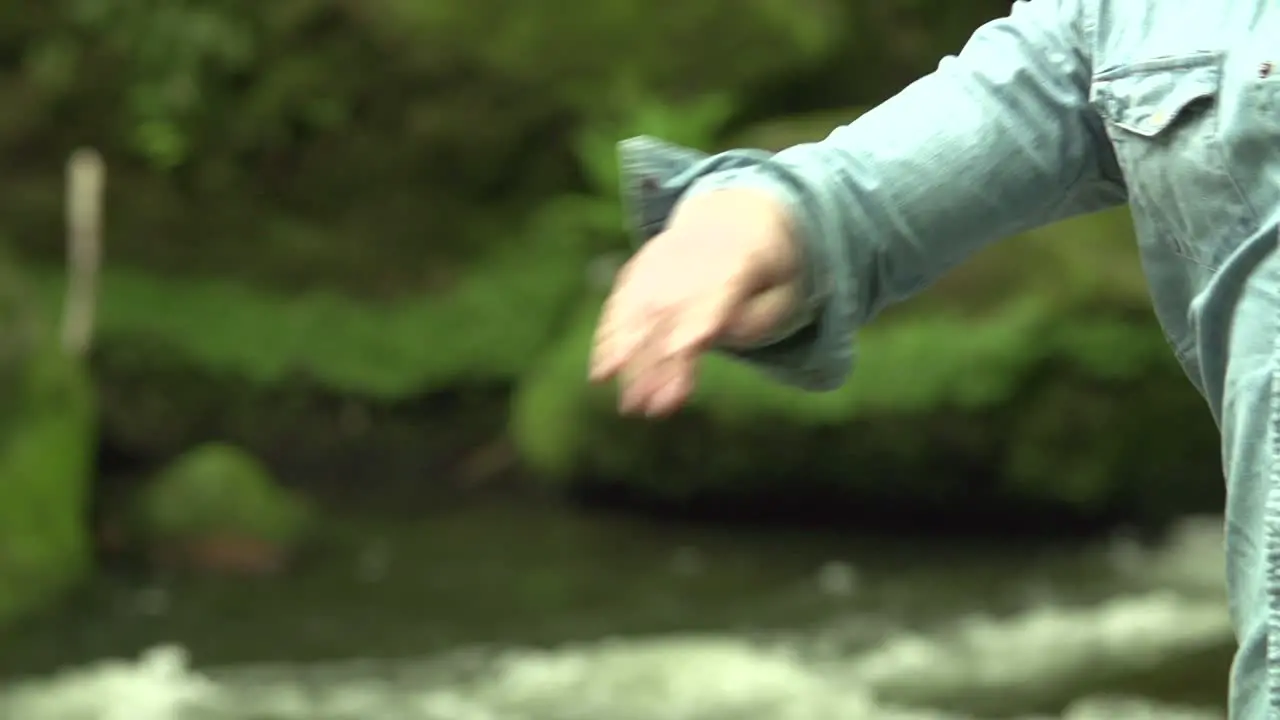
26,239,590,400
509,299,601,479
1002,356,1220,520
0,345,95,628
134,443,313,546
0,249,96,627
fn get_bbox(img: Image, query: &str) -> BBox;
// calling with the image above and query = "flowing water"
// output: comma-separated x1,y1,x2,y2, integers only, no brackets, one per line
0,502,1234,720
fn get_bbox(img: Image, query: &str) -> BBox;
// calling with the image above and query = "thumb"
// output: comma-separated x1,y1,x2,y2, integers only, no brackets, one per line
720,282,802,348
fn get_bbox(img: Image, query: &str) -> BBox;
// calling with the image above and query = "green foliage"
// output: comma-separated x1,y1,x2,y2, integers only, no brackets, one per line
25,235,590,398
574,93,738,198
31,0,346,169
61,0,256,167
510,299,603,478
0,251,40,409
1,0,858,296
380,0,839,115
0,345,96,628
1001,363,1221,518
14,0,841,175
0,0,1210,528
533,92,745,268
135,442,312,544
0,252,95,628
16,90,748,403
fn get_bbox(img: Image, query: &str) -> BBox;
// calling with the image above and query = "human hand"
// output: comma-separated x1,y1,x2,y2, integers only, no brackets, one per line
588,189,803,416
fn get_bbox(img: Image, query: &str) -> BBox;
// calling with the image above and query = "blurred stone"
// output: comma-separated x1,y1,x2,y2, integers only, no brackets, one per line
131,442,314,576
817,561,859,598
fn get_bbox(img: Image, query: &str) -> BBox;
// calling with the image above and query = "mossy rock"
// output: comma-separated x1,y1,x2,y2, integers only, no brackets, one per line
134,443,313,549
510,208,1223,524
0,260,96,628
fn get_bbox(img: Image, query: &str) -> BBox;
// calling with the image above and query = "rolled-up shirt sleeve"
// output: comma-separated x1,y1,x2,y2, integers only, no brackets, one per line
617,0,1126,391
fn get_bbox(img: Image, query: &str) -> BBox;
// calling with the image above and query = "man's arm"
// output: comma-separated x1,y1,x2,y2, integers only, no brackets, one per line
618,0,1126,391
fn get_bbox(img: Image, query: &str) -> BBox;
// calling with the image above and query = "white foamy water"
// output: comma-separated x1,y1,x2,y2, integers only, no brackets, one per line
0,517,1233,720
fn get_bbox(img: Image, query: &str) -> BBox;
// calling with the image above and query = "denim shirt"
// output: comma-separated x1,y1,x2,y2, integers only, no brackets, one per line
619,1,1280,717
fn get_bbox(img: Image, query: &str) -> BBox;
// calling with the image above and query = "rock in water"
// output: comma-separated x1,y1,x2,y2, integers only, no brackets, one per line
132,443,314,575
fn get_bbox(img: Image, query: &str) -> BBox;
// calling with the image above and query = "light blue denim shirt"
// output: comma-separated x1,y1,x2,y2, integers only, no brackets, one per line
620,1,1280,717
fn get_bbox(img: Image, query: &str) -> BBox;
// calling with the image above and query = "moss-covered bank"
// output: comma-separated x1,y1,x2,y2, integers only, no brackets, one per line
0,262,95,629
24,237,592,512
20,203,1224,527
10,109,1225,534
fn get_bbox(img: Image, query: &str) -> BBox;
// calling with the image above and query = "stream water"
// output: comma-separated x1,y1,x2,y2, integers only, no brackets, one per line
0,502,1234,720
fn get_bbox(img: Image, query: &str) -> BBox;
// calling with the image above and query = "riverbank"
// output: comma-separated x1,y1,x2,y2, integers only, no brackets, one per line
21,206,1226,529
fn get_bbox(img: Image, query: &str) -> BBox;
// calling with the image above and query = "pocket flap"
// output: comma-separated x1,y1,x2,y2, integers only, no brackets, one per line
1092,52,1222,138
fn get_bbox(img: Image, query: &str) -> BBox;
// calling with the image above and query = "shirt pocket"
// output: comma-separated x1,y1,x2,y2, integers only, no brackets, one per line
1090,51,1252,270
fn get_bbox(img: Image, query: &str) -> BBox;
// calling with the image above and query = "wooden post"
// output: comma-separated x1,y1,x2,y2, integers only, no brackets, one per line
60,148,104,357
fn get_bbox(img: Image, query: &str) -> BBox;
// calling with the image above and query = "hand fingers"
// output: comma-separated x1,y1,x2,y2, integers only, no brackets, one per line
618,283,792,415
589,226,743,413
590,239,734,383
661,287,736,359
589,264,645,382
617,310,670,413
720,282,801,348
619,350,697,417
615,312,697,416
643,353,697,416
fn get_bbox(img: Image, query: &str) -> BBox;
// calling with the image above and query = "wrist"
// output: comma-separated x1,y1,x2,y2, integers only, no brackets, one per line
672,184,814,349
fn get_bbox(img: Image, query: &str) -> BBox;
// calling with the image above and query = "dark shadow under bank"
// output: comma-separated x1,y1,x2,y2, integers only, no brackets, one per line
95,432,1207,557
569,475,1191,543
92,440,1223,559
85,342,1224,552
89,372,524,517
